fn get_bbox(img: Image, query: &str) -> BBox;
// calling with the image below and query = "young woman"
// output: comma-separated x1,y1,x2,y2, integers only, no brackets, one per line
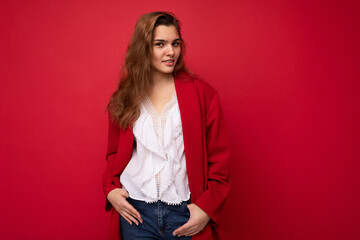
102,11,230,240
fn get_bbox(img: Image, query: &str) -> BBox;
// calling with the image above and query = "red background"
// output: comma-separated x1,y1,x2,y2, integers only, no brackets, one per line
1,0,359,239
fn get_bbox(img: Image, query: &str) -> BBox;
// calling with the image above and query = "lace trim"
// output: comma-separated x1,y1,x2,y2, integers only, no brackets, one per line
158,156,182,196
133,129,167,159
143,91,177,146
131,93,185,204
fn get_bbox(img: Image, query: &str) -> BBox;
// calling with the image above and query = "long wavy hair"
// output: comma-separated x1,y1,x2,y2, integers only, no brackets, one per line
107,11,192,129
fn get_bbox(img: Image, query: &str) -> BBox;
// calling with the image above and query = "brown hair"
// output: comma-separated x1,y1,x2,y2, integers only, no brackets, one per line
107,11,191,129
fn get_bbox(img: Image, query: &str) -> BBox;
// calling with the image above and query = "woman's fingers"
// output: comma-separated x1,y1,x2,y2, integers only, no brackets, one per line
120,210,140,225
117,202,142,225
122,201,143,223
173,220,200,236
120,212,133,225
173,221,191,236
176,225,201,236
107,188,143,225
173,203,210,237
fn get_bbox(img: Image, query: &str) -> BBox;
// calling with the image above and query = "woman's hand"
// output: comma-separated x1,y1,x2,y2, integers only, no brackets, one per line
107,188,143,225
172,203,211,237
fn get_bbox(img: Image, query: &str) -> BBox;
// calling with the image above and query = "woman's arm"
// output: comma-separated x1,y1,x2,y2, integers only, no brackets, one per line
102,113,143,224
102,113,121,211
174,89,231,236
194,91,231,223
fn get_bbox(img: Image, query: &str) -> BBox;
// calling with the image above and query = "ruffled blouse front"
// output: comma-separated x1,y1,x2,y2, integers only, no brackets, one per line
119,92,191,204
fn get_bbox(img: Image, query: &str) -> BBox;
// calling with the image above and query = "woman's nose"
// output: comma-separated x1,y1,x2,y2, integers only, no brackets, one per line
166,45,174,55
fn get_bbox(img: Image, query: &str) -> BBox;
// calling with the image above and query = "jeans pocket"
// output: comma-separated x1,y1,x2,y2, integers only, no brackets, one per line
182,203,191,219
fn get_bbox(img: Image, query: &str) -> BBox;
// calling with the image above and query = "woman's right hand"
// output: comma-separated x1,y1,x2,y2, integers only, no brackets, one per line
107,188,143,225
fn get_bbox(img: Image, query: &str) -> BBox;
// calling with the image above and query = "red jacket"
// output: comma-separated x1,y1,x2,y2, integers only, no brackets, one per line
102,75,231,240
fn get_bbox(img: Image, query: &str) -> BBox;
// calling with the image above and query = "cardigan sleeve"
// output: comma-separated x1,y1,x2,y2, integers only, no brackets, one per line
194,91,231,224
102,112,121,212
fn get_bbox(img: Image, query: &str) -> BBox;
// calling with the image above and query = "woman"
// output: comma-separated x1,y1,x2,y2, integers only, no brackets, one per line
102,11,230,240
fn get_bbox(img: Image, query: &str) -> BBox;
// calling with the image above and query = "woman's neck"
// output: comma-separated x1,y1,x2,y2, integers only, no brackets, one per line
151,71,174,86
148,71,175,99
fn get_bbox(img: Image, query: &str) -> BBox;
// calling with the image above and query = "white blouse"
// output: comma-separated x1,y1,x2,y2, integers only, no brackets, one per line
120,92,191,204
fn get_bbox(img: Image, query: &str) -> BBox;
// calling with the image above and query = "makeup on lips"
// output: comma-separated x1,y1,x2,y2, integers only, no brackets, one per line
162,59,175,66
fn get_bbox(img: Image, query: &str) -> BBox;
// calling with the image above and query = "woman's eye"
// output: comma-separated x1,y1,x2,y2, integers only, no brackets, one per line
154,42,179,47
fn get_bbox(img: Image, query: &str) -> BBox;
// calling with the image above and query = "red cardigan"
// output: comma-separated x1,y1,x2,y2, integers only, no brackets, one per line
102,75,231,240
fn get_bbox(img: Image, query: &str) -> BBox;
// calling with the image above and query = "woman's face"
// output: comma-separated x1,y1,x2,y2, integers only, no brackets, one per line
151,25,181,76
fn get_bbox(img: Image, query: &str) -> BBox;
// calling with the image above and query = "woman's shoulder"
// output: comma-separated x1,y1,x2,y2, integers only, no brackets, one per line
177,72,218,97
177,73,220,113
194,78,218,96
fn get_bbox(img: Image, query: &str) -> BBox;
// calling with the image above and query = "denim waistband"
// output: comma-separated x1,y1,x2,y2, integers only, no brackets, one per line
127,197,191,205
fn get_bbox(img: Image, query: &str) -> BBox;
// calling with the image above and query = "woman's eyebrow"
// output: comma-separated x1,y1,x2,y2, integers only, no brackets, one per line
154,38,180,42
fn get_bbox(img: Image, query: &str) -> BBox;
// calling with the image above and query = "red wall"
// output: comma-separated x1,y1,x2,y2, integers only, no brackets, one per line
1,0,359,239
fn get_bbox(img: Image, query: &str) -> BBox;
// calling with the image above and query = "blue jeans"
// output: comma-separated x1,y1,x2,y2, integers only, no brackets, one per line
120,197,192,240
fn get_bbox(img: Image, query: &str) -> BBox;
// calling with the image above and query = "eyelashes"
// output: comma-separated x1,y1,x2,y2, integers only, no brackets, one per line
154,42,180,47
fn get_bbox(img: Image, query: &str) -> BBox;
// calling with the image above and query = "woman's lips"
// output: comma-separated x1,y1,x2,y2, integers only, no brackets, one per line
163,61,174,66
162,59,175,66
